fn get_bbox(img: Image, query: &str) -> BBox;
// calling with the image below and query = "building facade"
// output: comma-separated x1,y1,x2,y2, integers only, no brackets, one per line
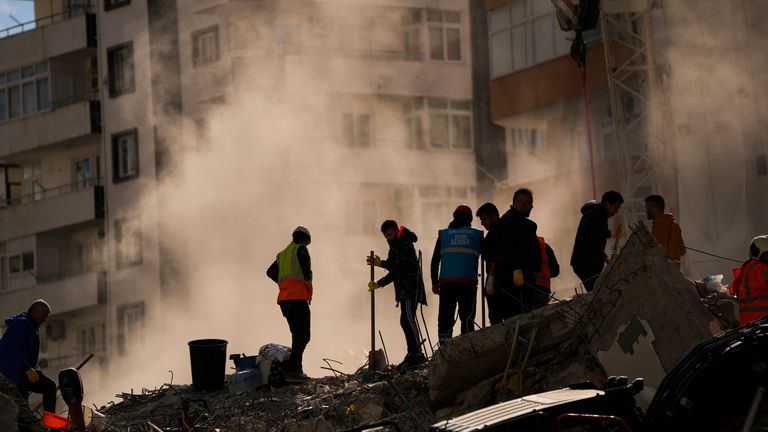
482,0,768,291
0,0,478,396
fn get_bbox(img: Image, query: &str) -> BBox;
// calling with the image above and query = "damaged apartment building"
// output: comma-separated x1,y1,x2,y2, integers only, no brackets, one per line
0,0,479,388
477,0,768,292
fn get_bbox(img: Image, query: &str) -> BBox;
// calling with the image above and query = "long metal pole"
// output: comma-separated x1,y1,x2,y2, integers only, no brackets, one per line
369,251,376,370
480,257,486,328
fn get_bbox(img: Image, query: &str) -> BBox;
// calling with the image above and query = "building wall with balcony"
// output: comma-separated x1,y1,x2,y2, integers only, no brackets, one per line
0,11,95,70
95,0,163,363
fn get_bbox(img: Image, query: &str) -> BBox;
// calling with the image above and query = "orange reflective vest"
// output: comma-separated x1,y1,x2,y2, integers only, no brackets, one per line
534,236,551,289
730,259,768,326
276,243,313,304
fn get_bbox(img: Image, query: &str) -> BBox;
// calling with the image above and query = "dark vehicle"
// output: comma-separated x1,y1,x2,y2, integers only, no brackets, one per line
432,318,768,432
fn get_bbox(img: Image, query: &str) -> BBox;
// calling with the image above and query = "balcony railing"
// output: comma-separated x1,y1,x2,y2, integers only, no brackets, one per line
0,178,103,208
0,3,95,40
50,89,100,110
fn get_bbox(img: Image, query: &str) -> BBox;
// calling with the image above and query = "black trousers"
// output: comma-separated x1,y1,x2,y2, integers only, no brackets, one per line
573,264,603,292
494,283,550,321
486,290,503,325
280,300,311,373
399,297,421,356
437,282,476,342
17,369,57,413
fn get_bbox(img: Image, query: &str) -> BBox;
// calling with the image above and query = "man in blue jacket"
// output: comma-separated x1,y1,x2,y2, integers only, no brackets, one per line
0,299,56,412
431,205,483,343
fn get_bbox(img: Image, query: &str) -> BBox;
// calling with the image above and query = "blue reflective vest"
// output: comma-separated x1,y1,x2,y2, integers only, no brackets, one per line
438,227,483,284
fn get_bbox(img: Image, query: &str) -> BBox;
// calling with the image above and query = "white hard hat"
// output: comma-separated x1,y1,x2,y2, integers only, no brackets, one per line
293,226,311,238
749,235,768,260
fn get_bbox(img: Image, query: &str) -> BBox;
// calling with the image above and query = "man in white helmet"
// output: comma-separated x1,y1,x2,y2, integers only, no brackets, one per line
729,235,768,326
267,226,313,382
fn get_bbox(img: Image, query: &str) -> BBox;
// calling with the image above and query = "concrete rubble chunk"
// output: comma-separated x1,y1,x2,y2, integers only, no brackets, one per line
428,223,724,411
0,374,45,432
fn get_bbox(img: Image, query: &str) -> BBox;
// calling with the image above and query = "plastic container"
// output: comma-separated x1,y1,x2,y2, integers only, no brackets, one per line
42,411,71,430
188,339,228,391
233,355,258,371
227,369,262,394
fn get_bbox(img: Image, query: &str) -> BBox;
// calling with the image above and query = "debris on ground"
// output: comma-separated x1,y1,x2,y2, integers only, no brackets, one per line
8,223,748,431
97,364,435,431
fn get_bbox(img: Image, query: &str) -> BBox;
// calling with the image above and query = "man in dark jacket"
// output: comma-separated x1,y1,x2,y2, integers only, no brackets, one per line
492,188,542,320
431,205,483,343
476,202,503,324
0,299,56,412
570,190,624,292
368,220,427,369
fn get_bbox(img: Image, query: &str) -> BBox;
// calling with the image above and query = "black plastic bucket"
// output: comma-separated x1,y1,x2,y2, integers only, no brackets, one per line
188,339,228,391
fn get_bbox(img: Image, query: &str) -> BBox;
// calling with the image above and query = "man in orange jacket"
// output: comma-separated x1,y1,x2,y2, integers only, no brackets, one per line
729,235,768,326
644,194,686,267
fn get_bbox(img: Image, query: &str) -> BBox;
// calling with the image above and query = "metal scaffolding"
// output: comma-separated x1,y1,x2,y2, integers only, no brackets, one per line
601,0,670,229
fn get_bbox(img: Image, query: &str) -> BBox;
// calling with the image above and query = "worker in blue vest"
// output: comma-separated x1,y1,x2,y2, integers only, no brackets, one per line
431,205,483,344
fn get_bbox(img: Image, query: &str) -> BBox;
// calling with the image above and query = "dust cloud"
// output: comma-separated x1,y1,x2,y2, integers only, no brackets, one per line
85,1,476,406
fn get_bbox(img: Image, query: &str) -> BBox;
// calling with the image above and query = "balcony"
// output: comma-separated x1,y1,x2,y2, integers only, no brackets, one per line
0,180,104,243
0,8,96,71
0,96,100,158
0,271,105,316
230,50,471,98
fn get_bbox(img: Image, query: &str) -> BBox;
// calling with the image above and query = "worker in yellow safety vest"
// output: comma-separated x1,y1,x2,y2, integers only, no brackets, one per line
267,226,313,383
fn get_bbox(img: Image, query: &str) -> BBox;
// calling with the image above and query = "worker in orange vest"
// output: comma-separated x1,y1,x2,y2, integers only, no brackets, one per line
533,237,560,310
729,235,768,326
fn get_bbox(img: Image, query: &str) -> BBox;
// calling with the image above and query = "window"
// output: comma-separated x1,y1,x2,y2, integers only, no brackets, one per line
0,257,6,291
192,26,220,67
22,163,43,203
7,251,34,275
105,0,130,12
117,302,144,355
74,156,97,189
405,97,472,149
342,113,372,148
112,129,139,182
402,9,461,62
757,155,768,177
108,42,135,97
114,217,142,268
78,322,106,355
0,62,49,123
489,0,572,77
508,128,547,155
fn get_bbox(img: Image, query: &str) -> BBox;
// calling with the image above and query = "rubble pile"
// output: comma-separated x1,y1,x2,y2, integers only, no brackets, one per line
429,223,735,414
98,366,435,431
0,374,44,432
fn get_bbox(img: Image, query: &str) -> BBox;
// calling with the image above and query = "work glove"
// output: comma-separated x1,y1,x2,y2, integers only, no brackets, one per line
25,368,39,383
432,284,440,295
513,270,524,287
368,281,380,292
484,275,495,296
366,255,382,267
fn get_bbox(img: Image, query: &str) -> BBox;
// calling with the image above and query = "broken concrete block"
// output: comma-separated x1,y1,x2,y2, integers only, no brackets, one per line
0,392,20,432
428,295,592,408
0,375,44,432
583,223,721,396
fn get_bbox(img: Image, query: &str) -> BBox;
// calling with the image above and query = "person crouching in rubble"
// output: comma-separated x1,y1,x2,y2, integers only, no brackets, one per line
367,220,428,371
0,299,57,413
267,226,313,383
729,235,768,326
